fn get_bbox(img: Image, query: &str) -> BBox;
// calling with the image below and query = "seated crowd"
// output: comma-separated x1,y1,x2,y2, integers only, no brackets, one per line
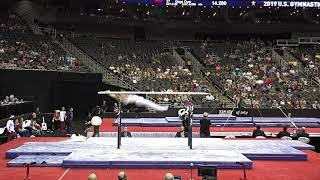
1,94,24,105
1,106,74,143
288,45,320,82
193,40,319,108
0,13,86,71
4,113,42,141
72,37,218,107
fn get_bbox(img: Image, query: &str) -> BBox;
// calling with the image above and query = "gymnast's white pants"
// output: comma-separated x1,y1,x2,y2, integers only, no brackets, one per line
124,95,168,112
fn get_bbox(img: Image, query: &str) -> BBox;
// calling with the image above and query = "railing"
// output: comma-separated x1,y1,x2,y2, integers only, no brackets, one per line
185,51,201,73
283,50,306,73
276,39,299,47
283,50,320,87
272,48,317,86
38,26,57,37
298,37,320,44
183,49,236,107
201,72,237,105
272,49,288,67
277,37,320,46
59,37,126,87
172,49,186,67
275,36,320,86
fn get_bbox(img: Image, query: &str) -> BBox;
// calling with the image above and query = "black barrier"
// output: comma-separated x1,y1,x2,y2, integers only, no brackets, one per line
0,69,102,117
218,108,320,118
103,108,320,118
0,102,34,120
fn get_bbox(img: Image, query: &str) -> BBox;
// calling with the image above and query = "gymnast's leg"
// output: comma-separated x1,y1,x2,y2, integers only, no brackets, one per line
127,95,169,112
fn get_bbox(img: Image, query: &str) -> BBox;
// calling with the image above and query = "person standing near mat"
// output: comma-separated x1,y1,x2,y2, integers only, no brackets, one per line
52,110,60,131
200,112,211,138
59,107,67,132
66,107,73,134
92,106,103,137
181,113,190,133
6,115,16,141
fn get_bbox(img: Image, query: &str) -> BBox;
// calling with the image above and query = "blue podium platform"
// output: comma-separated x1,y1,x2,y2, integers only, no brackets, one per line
6,138,314,169
112,115,320,128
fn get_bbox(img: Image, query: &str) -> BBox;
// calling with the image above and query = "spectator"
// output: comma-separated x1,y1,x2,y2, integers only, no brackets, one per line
31,112,38,122
204,94,215,101
16,117,30,137
181,113,190,133
66,107,73,134
293,127,310,139
35,107,41,114
84,112,92,136
277,127,290,138
22,119,32,137
118,171,127,180
14,118,23,137
101,100,108,112
59,107,66,131
200,112,211,138
121,126,132,138
31,120,41,136
6,115,15,133
88,173,97,180
114,103,119,113
35,107,43,119
9,95,18,103
252,125,266,138
91,116,102,137
164,173,174,180
175,126,188,138
312,101,319,109
1,95,24,105
52,110,60,131
6,115,16,141
92,105,102,116
2,96,9,104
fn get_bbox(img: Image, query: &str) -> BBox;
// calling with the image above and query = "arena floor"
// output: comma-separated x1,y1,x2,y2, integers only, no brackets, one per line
1,118,320,180
1,137,320,180
6,137,314,169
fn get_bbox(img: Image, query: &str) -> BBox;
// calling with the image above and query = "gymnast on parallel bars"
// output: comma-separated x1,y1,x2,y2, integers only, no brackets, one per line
109,93,169,112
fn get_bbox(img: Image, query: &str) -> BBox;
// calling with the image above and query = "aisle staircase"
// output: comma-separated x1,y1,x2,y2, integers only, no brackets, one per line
172,48,236,108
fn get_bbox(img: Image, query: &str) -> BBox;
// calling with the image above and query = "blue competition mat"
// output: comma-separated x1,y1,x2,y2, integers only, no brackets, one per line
6,138,314,168
8,155,67,167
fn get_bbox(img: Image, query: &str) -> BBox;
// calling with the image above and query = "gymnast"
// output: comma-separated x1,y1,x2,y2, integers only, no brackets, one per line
109,93,169,112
